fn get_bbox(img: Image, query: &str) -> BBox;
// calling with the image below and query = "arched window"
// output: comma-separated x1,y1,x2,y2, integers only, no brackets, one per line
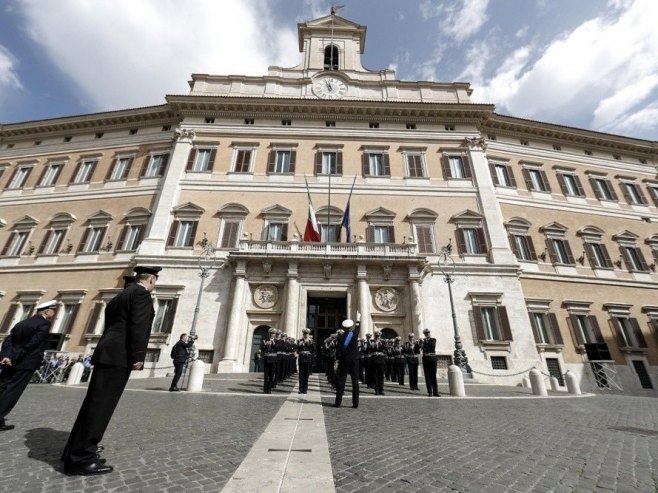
324,45,339,70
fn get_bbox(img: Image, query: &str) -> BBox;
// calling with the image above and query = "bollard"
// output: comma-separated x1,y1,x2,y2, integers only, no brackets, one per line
521,376,531,388
66,362,85,385
187,359,206,392
448,365,466,397
550,376,559,392
565,370,581,395
529,368,548,396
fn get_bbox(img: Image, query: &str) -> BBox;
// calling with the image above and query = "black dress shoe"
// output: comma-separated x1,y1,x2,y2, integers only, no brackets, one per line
333,403,340,408
433,393,441,397
169,387,180,392
0,423,15,431
352,404,358,408
65,461,114,476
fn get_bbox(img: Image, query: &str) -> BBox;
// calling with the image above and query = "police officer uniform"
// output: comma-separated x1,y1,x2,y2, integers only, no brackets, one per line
421,328,440,397
403,333,421,390
370,331,386,395
296,329,314,394
261,328,278,393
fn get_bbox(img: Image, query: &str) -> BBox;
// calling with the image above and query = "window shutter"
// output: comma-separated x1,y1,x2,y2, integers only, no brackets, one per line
5,168,18,189
539,170,551,192
164,298,179,334
1,233,15,256
545,238,558,264
651,319,658,344
84,303,103,334
117,225,128,250
140,155,151,177
600,243,613,268
361,154,369,176
383,154,390,176
526,235,537,260
456,229,466,254
159,153,170,176
621,183,632,204
106,159,117,179
188,221,199,247
336,152,343,175
227,222,239,248
508,234,519,257
650,187,658,207
589,177,602,199
65,304,80,335
77,228,90,253
206,148,217,172
567,314,585,346
0,303,19,333
507,166,517,188
124,157,134,178
584,243,596,268
489,163,499,186
366,225,374,243
556,174,568,195
476,228,488,254
167,221,179,247
610,318,627,348
563,239,575,265
267,150,276,173
629,318,647,348
571,175,584,196
38,231,52,254
606,180,618,201
186,148,197,171
314,152,322,175
635,247,650,271
472,307,485,341
462,154,472,179
281,223,288,241
386,225,395,243
440,156,451,179
38,165,50,184
498,307,513,341
635,185,648,205
546,313,564,345
70,162,82,184
529,313,541,343
289,150,296,173
522,168,533,190
589,315,604,343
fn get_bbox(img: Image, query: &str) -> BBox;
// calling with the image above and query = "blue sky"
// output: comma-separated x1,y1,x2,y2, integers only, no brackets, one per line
1,0,657,140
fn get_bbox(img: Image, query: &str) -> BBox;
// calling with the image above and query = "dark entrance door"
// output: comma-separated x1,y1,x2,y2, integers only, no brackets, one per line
250,326,270,372
307,296,347,372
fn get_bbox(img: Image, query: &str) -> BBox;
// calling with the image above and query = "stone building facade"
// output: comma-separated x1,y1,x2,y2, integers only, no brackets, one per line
0,15,656,393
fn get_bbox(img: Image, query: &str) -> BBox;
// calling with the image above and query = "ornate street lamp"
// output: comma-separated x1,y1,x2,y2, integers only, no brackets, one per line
436,240,472,375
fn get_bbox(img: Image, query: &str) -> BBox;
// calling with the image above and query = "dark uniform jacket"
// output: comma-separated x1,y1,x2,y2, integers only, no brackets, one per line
92,283,155,367
170,340,190,364
0,315,52,370
337,323,361,361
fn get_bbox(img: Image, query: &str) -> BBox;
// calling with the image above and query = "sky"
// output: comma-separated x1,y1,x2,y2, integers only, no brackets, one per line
0,0,657,140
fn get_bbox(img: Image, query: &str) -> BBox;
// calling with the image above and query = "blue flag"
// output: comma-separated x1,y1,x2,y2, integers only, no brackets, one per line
341,198,351,243
343,330,353,349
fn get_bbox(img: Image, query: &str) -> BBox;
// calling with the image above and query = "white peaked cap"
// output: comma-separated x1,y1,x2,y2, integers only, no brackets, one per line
36,300,58,311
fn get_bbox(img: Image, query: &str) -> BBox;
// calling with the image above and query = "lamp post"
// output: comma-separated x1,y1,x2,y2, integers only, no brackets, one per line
436,240,472,375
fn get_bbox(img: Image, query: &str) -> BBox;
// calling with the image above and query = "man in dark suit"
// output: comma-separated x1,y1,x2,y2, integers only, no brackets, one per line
333,311,361,409
61,266,160,476
169,333,192,391
0,300,58,431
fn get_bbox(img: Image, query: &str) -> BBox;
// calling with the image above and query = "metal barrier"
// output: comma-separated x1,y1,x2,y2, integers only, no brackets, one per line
30,350,90,384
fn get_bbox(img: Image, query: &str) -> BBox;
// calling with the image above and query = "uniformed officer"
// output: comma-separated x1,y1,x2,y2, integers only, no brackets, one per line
392,336,405,385
403,333,421,390
370,330,386,395
261,328,278,393
363,333,373,388
421,328,440,397
333,312,362,408
324,334,338,388
296,328,314,394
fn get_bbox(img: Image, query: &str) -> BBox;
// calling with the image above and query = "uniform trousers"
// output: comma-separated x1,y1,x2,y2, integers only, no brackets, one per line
372,356,386,395
0,368,35,421
298,358,312,393
407,358,419,390
422,355,439,396
62,364,131,468
334,357,360,407
263,357,276,393
170,362,185,390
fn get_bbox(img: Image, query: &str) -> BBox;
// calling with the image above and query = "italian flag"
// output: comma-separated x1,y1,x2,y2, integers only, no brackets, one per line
303,181,321,242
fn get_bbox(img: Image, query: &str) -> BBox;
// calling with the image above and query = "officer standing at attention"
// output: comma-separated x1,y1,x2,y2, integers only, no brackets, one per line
296,328,314,394
62,265,160,475
421,328,440,397
403,333,421,391
370,330,386,396
0,300,58,431
261,328,278,393
333,312,361,408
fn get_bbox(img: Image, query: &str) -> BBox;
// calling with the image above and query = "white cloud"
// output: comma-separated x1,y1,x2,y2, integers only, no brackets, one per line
440,0,490,44
472,0,658,138
0,45,22,116
15,0,300,112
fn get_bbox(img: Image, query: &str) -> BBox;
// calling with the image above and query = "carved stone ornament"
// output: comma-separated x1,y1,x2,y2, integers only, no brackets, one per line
382,263,392,281
254,285,278,309
174,128,196,142
262,261,272,276
463,137,486,150
374,287,400,312
323,263,332,279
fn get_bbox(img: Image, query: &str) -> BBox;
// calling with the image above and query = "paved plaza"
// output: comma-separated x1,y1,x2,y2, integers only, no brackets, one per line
0,373,657,492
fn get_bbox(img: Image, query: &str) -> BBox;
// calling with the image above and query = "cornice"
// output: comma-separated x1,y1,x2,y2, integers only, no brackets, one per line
483,113,657,156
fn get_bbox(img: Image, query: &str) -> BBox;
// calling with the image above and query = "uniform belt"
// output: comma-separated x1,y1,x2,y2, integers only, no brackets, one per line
299,351,311,354
423,352,436,355
373,352,385,356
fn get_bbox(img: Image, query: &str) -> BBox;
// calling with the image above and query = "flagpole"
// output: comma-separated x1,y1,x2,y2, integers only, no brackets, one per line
342,175,356,242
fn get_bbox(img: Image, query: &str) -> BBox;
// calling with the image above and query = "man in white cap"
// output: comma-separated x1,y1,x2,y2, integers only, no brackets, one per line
333,311,361,408
0,300,58,431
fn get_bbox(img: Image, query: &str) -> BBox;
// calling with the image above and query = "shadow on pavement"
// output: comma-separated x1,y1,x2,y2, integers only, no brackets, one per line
24,427,68,470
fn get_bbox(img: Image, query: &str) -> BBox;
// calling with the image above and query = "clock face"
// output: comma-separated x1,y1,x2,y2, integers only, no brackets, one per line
312,76,348,99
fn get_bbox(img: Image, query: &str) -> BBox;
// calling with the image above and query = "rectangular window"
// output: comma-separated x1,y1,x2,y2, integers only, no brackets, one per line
510,234,536,261
7,166,32,189
119,225,144,251
585,242,612,268
321,152,337,174
144,153,169,177
490,356,508,370
2,231,29,256
612,317,647,349
459,228,487,254
622,182,647,205
73,160,96,184
621,246,649,272
369,153,385,176
570,314,601,345
414,225,435,253
189,148,214,172
406,154,425,177
531,313,551,344
266,222,288,241
373,225,392,243
473,305,513,342
57,303,79,335
525,168,550,192
545,358,564,386
632,360,653,389
39,163,63,186
558,173,585,197
448,156,465,178
174,221,196,247
220,221,241,249
320,224,340,242
108,157,132,180
40,229,66,255
79,227,106,253
233,150,252,173
493,163,515,187
590,177,617,201
648,186,658,207
548,238,575,265
152,299,178,334
481,307,502,340
274,150,291,173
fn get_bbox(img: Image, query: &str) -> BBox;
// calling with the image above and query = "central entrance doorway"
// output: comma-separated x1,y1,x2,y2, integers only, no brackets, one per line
307,296,347,372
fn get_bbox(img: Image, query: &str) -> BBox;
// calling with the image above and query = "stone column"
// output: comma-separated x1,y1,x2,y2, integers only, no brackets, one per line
356,265,370,334
408,265,424,338
218,260,247,372
138,128,195,256
284,262,300,336
465,137,517,265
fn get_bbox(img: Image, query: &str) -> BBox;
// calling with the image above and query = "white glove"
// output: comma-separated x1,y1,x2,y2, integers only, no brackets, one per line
356,311,361,323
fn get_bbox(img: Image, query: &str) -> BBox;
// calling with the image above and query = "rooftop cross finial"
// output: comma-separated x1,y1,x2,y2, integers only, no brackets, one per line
331,4,344,16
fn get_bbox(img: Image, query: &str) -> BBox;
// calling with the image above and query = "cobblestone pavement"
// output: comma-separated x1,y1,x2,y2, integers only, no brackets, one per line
0,373,656,492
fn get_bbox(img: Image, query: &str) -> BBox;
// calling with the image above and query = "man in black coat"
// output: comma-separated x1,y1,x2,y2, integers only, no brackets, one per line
169,333,192,391
0,300,58,431
61,266,159,476
333,311,361,409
